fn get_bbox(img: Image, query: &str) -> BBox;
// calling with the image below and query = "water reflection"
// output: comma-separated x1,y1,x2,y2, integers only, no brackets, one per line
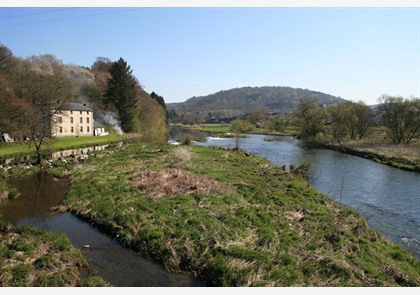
1,172,69,225
51,145,109,158
1,144,116,166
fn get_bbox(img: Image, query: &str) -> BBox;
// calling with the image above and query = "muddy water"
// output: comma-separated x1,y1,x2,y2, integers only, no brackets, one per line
1,172,69,225
1,172,205,287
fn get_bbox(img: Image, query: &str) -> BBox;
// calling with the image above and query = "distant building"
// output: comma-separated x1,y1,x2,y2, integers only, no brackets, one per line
52,102,94,137
93,121,108,136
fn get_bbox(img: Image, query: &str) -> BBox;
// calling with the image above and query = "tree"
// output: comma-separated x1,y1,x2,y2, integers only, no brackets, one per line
89,57,112,102
0,45,17,70
0,74,29,141
327,101,374,142
138,88,168,143
295,98,326,141
9,55,72,164
327,103,348,144
150,91,168,124
353,101,374,139
268,114,290,133
378,95,420,145
105,58,140,133
246,109,267,127
230,119,253,149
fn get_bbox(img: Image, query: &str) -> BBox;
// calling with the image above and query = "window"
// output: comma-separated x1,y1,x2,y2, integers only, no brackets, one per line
80,126,83,133
71,127,74,133
80,117,83,124
80,111,82,115
87,117,90,123
59,127,63,133
70,111,73,115
70,117,73,123
87,126,90,133
58,117,62,123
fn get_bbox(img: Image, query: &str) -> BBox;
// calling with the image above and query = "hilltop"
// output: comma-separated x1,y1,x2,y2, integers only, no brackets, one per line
167,86,345,121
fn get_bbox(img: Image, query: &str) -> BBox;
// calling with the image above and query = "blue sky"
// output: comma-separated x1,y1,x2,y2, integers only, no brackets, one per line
0,4,419,105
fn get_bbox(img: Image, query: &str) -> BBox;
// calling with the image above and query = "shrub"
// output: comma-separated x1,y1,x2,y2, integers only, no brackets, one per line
181,135,192,145
172,147,192,168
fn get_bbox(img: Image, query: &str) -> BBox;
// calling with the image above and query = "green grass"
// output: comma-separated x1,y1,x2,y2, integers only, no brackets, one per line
199,124,231,133
58,142,420,287
0,223,109,287
0,133,128,158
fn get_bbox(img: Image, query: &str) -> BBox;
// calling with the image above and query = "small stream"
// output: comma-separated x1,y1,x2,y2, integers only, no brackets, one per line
18,212,204,287
1,172,205,287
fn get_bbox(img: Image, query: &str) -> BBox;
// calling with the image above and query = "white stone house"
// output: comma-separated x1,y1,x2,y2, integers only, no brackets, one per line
52,102,94,137
93,121,107,136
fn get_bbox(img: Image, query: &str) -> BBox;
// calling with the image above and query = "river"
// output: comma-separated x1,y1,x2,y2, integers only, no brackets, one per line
193,134,420,260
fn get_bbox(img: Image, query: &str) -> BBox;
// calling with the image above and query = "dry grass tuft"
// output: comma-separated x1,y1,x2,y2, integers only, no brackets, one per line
172,147,193,168
284,210,305,222
131,168,226,199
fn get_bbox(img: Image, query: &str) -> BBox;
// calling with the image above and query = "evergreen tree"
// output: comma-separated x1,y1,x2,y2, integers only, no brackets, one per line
105,58,139,132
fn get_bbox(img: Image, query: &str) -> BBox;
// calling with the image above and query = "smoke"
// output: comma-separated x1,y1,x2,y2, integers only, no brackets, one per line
102,112,124,135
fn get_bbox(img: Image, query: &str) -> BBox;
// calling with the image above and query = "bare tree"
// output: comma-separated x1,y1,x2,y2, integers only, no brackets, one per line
10,56,71,164
230,119,253,149
327,103,348,144
327,101,374,142
378,95,420,145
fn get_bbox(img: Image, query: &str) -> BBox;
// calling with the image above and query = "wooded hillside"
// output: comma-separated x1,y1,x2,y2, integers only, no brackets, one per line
167,86,345,121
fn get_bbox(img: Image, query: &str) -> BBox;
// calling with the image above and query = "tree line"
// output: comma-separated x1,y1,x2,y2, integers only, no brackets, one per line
232,95,420,146
0,45,168,163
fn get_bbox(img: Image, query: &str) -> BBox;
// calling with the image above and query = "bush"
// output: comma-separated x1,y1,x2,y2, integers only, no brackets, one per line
181,135,193,145
173,147,192,168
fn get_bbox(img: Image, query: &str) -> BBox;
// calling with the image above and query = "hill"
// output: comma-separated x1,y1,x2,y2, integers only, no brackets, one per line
167,86,346,121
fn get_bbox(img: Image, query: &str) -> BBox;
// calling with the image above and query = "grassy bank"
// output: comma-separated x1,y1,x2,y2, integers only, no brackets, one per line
311,140,420,173
0,220,109,287
0,133,134,158
57,143,420,286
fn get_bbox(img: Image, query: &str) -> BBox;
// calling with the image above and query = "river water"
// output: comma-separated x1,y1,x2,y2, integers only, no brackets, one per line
194,134,420,260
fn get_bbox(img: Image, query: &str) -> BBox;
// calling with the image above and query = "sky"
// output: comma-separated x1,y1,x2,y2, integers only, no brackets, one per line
0,1,419,105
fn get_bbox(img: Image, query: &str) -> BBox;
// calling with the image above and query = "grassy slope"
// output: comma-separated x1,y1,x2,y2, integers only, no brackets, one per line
60,143,420,287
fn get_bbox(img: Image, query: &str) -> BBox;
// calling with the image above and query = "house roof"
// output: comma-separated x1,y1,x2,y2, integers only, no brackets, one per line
60,102,93,112
93,121,104,128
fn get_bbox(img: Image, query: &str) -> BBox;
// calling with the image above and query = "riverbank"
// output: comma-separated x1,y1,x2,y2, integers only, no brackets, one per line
56,142,420,286
0,133,138,158
0,219,109,286
310,140,420,173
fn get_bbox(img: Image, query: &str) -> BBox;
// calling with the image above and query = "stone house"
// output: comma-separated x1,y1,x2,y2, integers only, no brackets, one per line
52,102,94,137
